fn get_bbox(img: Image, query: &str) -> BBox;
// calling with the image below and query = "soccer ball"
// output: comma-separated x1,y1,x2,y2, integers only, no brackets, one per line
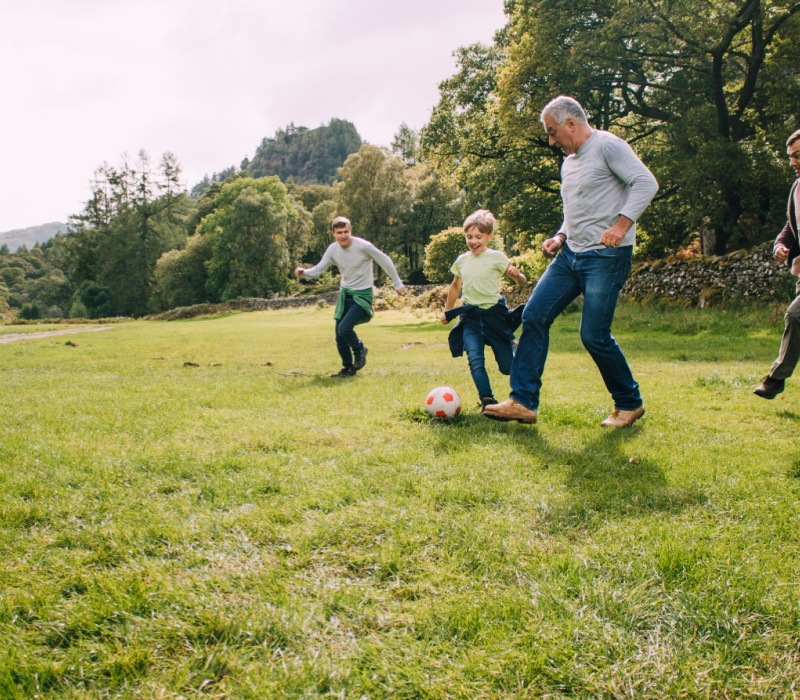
425,386,461,419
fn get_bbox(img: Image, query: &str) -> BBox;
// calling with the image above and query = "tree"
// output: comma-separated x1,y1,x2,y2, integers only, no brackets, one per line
74,281,115,319
307,199,340,263
404,167,462,280
337,145,414,256
421,40,563,250
153,235,212,310
64,151,194,315
423,1,800,256
392,123,420,166
197,177,299,300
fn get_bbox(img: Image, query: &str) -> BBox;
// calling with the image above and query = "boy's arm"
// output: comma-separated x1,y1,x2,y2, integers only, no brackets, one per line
366,244,405,291
296,245,334,279
505,263,527,286
441,276,462,324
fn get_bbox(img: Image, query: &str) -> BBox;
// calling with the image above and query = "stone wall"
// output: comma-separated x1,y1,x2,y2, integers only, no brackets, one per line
623,242,796,306
149,286,442,320
151,249,797,321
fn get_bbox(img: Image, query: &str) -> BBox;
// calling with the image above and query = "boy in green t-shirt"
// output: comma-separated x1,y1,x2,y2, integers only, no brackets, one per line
441,210,527,412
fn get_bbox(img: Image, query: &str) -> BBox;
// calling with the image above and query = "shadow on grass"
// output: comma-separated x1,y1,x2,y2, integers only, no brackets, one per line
485,419,706,532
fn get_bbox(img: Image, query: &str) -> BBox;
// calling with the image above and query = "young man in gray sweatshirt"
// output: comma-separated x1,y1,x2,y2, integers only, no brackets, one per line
485,95,658,427
295,216,406,377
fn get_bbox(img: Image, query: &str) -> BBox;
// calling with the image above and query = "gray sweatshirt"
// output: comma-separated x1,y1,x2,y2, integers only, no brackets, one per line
558,130,659,252
302,236,404,290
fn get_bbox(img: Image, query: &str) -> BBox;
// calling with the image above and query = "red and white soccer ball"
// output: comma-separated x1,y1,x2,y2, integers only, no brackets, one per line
425,386,462,419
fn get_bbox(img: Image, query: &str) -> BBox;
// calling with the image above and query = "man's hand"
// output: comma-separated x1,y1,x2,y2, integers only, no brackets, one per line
542,236,564,259
294,267,306,278
599,217,632,247
440,311,449,325
396,286,407,296
776,245,790,265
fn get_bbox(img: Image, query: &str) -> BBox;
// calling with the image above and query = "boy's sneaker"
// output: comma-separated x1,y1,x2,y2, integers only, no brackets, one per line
480,397,498,412
481,396,510,421
353,344,368,370
331,365,357,378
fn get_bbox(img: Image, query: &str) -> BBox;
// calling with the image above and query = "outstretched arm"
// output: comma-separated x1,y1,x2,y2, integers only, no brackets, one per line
367,245,405,290
297,245,334,280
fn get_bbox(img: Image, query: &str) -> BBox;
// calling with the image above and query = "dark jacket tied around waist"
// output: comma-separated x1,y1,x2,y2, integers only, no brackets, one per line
445,300,524,358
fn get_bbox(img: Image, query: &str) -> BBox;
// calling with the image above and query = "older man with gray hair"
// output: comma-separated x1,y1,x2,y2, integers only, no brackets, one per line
484,95,659,427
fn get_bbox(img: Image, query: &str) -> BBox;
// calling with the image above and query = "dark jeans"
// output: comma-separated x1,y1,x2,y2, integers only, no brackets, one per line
770,281,800,380
335,295,367,367
462,317,514,400
510,244,641,411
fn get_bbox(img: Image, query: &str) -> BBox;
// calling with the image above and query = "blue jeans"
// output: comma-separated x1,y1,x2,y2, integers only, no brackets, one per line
510,244,641,410
335,296,367,367
462,318,514,400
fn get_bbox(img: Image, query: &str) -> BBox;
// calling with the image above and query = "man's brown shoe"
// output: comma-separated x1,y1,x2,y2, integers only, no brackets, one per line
753,375,784,399
601,406,644,428
482,398,538,424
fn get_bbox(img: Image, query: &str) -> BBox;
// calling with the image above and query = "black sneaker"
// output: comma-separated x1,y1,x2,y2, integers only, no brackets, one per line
331,366,357,378
480,397,498,412
353,344,368,370
480,396,509,421
754,375,784,399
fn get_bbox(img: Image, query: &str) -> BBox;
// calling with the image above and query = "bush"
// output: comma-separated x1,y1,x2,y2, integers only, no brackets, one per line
18,302,41,320
69,300,88,319
423,227,467,284
74,282,115,319
153,235,212,311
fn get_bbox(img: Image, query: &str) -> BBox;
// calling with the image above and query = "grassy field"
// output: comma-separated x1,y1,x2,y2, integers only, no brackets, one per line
2,301,799,698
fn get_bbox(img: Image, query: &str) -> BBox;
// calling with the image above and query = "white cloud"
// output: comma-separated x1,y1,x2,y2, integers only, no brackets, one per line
0,0,506,231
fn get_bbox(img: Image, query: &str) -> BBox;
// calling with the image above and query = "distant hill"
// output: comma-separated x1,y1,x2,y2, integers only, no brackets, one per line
247,118,363,184
0,222,66,251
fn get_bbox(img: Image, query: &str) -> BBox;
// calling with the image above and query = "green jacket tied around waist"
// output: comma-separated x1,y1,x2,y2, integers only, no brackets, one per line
334,287,374,325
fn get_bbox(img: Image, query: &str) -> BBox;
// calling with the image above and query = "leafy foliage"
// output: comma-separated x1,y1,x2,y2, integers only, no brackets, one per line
152,235,212,310
422,0,800,255
58,151,195,316
196,177,297,301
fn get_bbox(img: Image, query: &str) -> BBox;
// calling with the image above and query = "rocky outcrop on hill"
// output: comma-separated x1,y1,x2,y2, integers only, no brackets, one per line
0,222,66,251
623,242,796,306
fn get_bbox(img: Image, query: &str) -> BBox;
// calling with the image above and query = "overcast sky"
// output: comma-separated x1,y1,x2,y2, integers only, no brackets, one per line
0,0,507,232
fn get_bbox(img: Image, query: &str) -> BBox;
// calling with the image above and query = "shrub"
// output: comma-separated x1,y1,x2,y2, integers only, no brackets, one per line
74,282,115,319
18,302,41,320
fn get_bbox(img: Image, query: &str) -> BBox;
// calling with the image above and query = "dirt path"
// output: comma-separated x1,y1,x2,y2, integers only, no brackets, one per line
0,326,115,344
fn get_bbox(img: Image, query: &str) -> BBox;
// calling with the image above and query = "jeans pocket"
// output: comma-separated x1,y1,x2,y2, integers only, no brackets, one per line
590,246,626,259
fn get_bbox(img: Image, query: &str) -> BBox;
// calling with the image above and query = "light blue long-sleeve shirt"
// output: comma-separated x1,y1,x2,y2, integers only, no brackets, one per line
558,130,659,251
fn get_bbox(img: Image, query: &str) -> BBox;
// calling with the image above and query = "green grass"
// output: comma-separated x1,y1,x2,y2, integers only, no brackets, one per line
2,301,800,698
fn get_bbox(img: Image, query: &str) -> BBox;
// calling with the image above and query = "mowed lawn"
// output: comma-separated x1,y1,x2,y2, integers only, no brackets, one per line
2,302,799,698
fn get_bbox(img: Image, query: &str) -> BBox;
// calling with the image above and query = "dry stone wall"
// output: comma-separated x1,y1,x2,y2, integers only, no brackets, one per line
152,249,798,321
623,242,796,306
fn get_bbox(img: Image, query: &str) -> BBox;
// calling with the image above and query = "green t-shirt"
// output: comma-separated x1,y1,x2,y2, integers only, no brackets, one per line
450,248,510,308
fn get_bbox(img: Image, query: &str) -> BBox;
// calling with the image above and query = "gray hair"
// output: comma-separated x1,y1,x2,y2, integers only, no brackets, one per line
788,129,800,148
463,209,495,234
540,96,588,127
